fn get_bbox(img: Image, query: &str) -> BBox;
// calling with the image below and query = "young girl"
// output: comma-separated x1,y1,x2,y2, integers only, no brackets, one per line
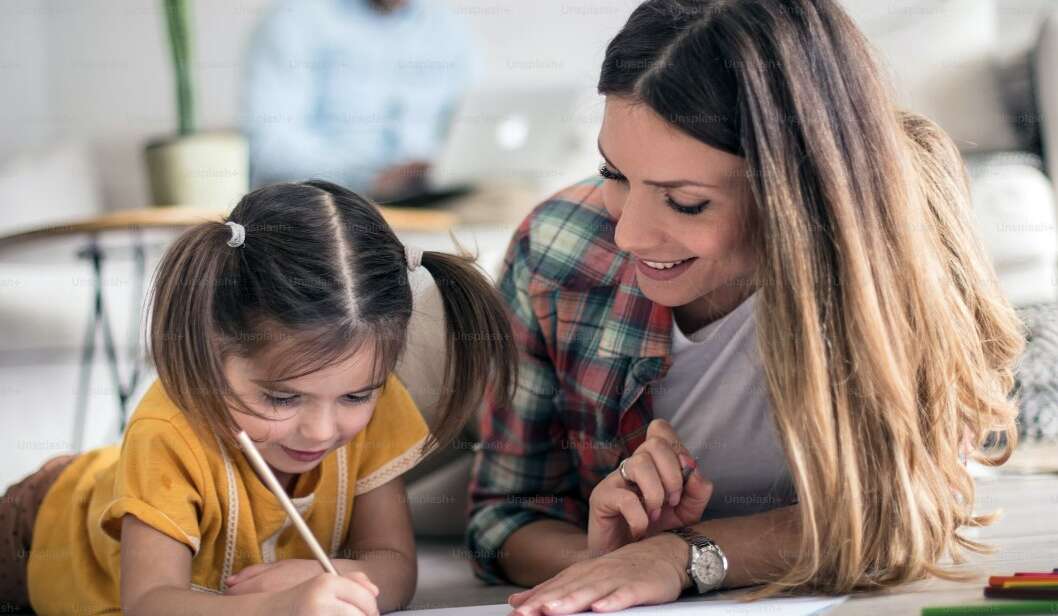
0,180,515,615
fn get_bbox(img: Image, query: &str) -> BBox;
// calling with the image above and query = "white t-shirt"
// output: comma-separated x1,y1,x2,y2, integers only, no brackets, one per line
651,291,798,519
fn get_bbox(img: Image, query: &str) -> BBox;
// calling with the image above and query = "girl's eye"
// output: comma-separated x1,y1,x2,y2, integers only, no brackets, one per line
262,392,299,407
343,393,371,405
665,196,710,216
599,163,627,182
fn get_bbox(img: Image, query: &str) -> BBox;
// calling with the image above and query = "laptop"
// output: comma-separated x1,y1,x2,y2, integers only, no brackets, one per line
381,83,586,206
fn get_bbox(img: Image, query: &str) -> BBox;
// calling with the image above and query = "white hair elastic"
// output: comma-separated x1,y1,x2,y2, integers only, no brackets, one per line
225,221,245,248
404,244,423,271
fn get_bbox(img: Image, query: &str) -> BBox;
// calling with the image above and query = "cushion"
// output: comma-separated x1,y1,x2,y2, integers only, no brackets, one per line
965,151,1058,307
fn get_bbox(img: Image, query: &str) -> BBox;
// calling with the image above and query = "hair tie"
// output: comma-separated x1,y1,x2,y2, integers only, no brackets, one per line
225,221,245,248
404,244,423,271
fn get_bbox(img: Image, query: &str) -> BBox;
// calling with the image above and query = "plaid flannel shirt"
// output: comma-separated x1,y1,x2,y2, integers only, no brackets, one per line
466,177,678,583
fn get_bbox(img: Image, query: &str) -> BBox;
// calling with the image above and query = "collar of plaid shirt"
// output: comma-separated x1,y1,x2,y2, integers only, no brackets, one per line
599,259,675,454
532,178,680,459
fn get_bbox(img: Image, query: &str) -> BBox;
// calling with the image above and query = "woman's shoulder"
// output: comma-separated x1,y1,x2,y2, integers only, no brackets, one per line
509,177,629,290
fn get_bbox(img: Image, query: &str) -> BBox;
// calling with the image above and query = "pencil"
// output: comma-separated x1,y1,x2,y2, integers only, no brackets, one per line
682,460,697,483
235,430,338,575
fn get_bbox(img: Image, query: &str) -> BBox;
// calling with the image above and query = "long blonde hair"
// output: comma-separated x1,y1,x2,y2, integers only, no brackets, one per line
599,0,1024,594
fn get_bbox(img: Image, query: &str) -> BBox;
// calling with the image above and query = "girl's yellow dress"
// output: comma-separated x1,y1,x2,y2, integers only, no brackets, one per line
27,374,429,614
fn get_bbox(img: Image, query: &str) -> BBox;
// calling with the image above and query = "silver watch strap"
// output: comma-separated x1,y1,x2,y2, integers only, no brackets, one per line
666,526,727,593
668,526,715,551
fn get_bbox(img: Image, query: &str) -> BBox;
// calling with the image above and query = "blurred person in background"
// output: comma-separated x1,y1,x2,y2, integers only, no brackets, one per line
243,0,477,200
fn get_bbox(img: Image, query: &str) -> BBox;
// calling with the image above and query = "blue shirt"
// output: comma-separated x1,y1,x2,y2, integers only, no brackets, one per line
242,0,477,191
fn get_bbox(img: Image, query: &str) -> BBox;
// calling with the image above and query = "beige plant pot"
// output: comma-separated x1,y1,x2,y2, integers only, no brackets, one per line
145,131,249,211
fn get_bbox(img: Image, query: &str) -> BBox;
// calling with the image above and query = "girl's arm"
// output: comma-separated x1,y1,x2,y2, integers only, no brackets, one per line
335,475,418,612
221,476,417,611
122,515,379,616
120,515,269,615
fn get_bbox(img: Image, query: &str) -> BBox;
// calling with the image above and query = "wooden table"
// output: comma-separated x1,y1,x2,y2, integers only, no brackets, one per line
408,469,1058,615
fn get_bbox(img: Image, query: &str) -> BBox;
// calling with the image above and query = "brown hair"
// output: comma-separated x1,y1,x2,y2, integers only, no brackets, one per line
148,179,515,457
600,0,1023,596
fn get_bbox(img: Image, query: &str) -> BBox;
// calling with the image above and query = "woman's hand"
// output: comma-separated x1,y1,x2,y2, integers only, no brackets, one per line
507,533,690,615
224,559,378,598
588,419,713,556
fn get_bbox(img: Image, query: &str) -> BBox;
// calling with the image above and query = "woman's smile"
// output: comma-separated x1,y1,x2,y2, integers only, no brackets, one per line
635,255,698,281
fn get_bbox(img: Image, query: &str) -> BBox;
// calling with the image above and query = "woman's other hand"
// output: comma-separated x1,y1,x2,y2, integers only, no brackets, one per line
587,419,713,555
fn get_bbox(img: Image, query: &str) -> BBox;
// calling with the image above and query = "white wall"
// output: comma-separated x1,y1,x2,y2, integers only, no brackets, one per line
0,1,53,161
3,0,639,212
5,0,1055,210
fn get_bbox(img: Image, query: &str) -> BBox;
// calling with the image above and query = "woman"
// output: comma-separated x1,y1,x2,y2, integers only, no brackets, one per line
467,0,1024,614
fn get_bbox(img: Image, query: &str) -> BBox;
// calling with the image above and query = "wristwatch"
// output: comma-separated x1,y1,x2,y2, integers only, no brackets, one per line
666,526,728,594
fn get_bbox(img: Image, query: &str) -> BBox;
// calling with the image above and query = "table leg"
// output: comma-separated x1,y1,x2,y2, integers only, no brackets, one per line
71,232,148,450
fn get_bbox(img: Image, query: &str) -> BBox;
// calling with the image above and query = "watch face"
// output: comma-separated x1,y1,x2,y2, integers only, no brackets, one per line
692,548,726,587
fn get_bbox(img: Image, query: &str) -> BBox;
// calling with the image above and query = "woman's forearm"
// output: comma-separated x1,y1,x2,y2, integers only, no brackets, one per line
650,504,802,589
336,549,417,612
497,519,593,586
498,505,801,590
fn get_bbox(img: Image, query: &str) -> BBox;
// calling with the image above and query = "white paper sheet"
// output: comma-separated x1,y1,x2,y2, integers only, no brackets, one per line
396,595,847,615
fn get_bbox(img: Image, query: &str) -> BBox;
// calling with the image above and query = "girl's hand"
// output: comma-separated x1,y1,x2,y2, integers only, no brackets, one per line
507,535,690,615
268,573,381,616
225,559,378,598
588,419,713,556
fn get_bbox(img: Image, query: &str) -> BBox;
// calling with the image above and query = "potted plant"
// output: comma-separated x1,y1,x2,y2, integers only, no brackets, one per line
145,0,248,209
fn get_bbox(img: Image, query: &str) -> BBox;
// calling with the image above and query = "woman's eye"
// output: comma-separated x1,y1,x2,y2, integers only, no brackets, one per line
598,163,626,182
665,196,710,215
262,392,299,407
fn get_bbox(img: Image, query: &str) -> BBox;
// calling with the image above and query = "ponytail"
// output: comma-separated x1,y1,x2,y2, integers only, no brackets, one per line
418,249,517,453
148,219,246,450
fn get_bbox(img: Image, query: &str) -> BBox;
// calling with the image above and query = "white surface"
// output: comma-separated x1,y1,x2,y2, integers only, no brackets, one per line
396,595,847,616
842,0,1021,152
